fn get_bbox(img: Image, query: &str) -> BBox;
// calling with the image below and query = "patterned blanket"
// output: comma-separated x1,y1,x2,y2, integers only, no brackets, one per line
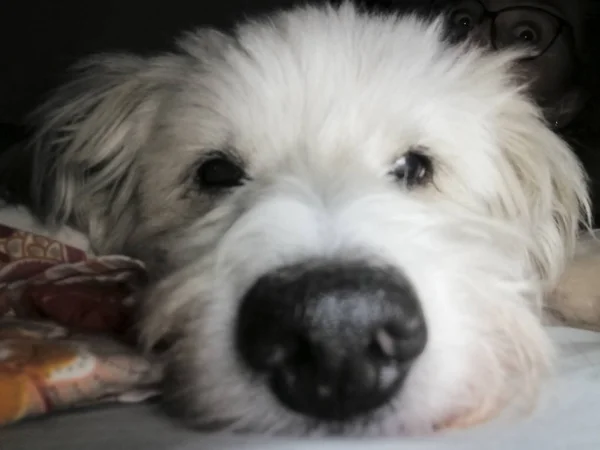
0,224,162,426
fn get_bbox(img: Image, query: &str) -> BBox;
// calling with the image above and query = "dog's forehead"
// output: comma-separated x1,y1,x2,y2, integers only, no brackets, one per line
175,7,522,166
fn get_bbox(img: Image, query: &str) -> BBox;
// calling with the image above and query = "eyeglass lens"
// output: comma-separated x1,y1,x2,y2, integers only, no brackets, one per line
444,0,562,56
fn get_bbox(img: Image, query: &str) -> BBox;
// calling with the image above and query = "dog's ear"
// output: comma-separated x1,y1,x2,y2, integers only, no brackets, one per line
494,104,591,289
27,29,234,253
27,53,187,252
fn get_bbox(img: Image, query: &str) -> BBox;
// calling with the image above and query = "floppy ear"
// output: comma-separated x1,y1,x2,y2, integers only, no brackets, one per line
25,28,236,254
495,101,591,290
27,53,184,253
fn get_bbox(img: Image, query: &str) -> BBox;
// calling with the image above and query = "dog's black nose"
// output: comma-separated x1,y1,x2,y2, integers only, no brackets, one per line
235,261,427,421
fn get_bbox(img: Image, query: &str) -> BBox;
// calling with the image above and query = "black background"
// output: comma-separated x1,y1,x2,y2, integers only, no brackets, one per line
0,0,434,125
0,0,306,125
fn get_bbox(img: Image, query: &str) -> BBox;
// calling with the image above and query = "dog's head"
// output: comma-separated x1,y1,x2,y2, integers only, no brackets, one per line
24,2,589,436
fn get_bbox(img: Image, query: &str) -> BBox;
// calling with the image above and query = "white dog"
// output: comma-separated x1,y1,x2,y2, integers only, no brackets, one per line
9,1,593,437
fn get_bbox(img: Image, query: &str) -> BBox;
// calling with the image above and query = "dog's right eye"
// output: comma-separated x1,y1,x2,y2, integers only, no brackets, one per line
391,150,433,188
195,155,247,189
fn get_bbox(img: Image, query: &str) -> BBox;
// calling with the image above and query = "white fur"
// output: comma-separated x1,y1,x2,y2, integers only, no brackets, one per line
23,2,589,437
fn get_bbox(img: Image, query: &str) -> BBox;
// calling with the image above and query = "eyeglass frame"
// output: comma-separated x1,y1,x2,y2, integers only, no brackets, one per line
437,0,572,60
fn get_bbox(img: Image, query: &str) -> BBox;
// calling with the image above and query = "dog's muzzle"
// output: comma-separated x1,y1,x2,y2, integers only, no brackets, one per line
235,260,427,421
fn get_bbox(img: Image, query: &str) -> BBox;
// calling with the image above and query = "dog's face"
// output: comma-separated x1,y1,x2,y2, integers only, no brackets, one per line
26,3,589,436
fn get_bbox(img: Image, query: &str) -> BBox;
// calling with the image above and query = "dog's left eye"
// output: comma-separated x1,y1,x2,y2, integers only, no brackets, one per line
195,155,247,189
391,150,432,187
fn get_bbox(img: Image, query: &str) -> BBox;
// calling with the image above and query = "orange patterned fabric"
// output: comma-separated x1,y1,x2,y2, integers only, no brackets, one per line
0,224,162,426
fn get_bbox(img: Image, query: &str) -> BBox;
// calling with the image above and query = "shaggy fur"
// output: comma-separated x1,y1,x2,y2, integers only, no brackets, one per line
1,1,594,436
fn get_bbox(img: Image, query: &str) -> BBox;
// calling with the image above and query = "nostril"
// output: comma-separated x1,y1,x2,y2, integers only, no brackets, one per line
370,328,398,359
392,315,427,338
368,321,427,363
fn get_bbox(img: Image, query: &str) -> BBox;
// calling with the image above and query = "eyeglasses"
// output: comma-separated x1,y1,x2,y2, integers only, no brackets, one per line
438,0,569,59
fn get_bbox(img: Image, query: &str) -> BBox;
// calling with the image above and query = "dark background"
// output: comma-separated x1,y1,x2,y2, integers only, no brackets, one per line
0,0,304,125
0,0,428,125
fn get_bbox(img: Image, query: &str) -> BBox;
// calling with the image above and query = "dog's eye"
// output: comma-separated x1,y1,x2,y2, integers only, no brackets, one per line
195,155,246,189
392,150,432,187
